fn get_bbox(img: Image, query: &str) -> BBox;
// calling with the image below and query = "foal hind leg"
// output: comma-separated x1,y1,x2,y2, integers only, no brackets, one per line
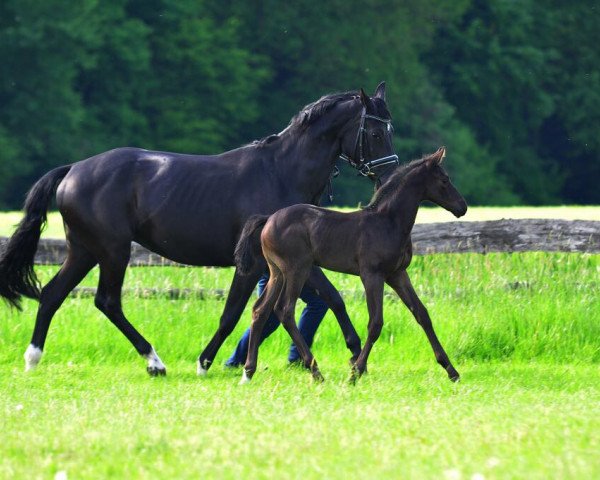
25,243,97,371
276,267,324,382
94,247,166,376
241,269,285,383
305,266,362,363
388,270,459,382
198,269,262,375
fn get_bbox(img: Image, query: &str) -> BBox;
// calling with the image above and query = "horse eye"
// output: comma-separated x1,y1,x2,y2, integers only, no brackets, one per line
371,131,382,139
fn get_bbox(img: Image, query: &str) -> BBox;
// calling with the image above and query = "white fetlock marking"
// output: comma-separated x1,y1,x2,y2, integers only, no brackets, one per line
239,369,251,385
144,347,166,371
197,361,208,376
24,344,43,372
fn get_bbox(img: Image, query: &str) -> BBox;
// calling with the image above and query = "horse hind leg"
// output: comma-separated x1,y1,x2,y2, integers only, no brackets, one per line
94,246,166,376
25,242,97,371
25,249,95,370
305,266,362,363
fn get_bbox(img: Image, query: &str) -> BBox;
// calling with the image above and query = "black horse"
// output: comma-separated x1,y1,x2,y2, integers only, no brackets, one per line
235,148,467,384
0,83,398,375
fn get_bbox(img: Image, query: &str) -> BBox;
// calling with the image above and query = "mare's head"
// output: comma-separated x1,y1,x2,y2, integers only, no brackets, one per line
422,147,468,218
339,82,397,174
290,82,397,173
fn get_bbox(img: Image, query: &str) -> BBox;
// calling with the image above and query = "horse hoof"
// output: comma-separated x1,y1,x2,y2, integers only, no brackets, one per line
147,366,167,377
197,359,212,376
449,374,460,383
24,344,43,372
239,370,252,385
312,371,325,383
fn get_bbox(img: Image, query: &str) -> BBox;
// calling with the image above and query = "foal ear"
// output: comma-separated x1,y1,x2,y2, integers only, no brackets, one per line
426,147,446,167
432,146,446,164
374,81,386,101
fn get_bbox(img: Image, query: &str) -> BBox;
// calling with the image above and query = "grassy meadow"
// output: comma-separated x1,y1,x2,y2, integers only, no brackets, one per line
0,209,599,478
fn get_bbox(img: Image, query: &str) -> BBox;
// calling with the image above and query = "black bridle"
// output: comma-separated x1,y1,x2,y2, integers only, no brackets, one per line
339,106,399,177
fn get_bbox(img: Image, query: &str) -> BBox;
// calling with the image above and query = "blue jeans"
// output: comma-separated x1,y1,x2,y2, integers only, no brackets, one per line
225,273,328,366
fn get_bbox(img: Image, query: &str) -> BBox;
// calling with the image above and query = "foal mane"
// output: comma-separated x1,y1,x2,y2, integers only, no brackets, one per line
364,156,430,210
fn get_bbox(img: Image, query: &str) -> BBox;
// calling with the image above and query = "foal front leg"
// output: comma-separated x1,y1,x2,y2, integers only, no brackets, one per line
387,270,459,382
350,272,385,384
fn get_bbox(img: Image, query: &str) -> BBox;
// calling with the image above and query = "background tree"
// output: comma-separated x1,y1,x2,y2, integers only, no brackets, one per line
0,0,598,208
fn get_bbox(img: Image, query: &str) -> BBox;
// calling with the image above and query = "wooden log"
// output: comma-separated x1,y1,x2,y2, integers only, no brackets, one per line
411,219,600,254
1,219,598,266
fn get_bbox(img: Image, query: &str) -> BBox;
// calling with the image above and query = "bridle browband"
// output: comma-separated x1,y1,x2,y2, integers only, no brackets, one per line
339,106,399,177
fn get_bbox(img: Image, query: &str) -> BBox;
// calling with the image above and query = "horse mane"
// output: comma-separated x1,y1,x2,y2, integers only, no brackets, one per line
245,91,359,147
364,156,430,210
288,91,359,131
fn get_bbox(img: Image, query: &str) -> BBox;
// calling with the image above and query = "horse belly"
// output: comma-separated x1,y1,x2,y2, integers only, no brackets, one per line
134,222,236,267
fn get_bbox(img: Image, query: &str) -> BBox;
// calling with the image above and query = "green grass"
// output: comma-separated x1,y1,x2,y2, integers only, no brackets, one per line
1,253,599,478
0,206,598,238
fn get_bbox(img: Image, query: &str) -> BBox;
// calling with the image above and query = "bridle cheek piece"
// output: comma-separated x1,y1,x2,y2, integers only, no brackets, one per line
339,106,399,177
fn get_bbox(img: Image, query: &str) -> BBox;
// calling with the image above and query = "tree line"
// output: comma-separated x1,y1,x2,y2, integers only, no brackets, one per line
0,0,598,208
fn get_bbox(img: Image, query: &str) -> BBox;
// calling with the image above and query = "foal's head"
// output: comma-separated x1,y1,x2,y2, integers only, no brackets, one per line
422,148,468,218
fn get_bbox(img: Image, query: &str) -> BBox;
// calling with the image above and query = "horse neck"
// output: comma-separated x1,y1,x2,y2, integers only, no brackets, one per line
273,129,341,203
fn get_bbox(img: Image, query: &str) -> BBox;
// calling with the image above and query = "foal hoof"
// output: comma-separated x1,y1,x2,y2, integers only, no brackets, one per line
312,371,325,383
147,366,167,377
447,367,460,383
348,357,367,374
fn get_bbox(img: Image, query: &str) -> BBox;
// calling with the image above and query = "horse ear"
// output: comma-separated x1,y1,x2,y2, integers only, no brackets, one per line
426,147,446,167
374,81,386,101
359,88,373,109
435,146,446,164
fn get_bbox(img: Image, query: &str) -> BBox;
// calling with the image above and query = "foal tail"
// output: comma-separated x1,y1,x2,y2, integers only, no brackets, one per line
234,214,270,275
0,165,71,309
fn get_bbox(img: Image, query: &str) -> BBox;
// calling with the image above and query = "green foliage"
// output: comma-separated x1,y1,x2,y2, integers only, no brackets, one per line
0,0,598,207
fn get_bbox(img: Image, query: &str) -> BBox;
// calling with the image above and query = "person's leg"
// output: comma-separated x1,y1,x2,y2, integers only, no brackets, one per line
287,284,329,363
225,273,281,367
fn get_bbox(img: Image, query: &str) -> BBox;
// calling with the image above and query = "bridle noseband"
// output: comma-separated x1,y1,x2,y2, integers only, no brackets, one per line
339,106,399,177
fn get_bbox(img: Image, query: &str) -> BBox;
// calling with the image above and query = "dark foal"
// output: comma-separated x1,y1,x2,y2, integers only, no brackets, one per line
235,147,467,384
0,84,398,375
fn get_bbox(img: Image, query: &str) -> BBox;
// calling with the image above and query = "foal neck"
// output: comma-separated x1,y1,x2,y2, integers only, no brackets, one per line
372,163,428,229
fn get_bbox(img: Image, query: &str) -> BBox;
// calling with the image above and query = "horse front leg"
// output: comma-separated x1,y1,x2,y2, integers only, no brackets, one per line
387,270,459,382
305,266,362,363
197,269,262,375
350,271,385,384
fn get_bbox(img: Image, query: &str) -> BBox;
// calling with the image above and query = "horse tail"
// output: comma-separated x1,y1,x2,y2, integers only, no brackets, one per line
0,165,72,309
235,214,270,275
